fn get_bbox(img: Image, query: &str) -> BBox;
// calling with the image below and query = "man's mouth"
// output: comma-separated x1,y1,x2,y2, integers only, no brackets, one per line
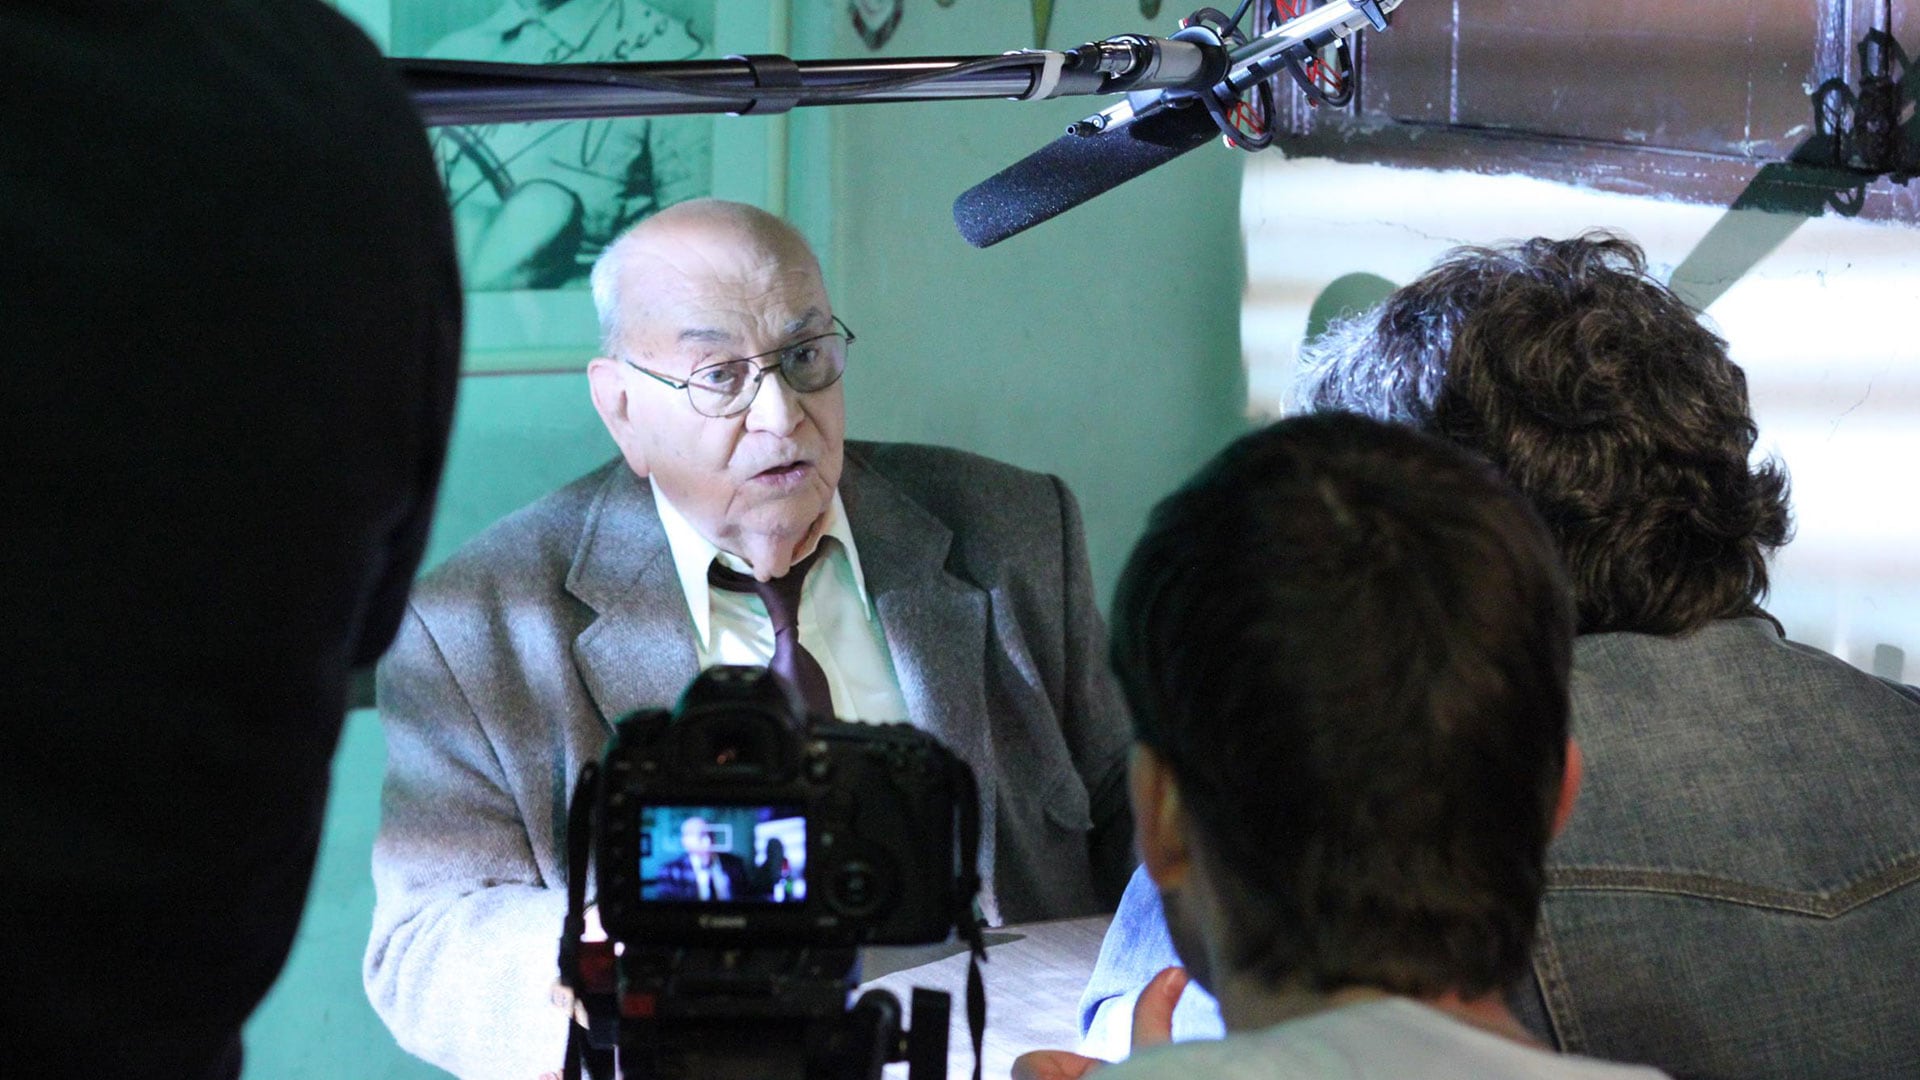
751,460,812,483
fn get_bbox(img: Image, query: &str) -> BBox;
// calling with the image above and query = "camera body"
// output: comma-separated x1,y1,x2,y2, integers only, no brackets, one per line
565,666,978,1079
594,665,974,950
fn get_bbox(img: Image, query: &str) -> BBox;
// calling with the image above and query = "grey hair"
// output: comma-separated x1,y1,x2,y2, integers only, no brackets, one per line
589,237,631,357
1285,232,1791,637
1293,309,1444,425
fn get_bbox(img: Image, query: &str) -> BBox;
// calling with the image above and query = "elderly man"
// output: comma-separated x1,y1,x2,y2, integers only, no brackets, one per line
1078,233,1920,1079
366,199,1133,1080
1016,412,1666,1080
649,816,751,902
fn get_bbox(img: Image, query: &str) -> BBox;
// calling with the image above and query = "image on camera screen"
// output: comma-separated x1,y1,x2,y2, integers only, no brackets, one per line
638,804,807,904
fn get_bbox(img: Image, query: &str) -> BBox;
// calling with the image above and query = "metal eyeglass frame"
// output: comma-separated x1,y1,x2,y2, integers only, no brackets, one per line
621,316,855,418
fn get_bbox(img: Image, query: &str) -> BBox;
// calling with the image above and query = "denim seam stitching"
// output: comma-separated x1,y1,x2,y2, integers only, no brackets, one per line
1547,854,1920,917
1530,916,1589,1052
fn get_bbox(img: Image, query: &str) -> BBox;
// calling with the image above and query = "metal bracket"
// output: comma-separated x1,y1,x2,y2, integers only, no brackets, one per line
725,53,804,116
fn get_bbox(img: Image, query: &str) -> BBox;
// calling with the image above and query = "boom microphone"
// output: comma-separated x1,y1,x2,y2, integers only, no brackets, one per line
385,1,1407,248
954,0,1404,248
953,99,1219,248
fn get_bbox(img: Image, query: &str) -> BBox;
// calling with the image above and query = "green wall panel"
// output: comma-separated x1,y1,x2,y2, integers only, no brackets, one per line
243,712,450,1079
420,372,616,572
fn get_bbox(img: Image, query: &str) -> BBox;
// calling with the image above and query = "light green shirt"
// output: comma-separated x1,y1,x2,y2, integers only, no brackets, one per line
651,484,913,723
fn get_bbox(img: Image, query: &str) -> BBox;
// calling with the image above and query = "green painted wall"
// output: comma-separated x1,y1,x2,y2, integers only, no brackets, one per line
788,0,1248,599
244,3,1243,1077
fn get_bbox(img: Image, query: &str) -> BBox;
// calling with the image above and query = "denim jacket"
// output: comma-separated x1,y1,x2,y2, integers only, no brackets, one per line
1081,620,1920,1079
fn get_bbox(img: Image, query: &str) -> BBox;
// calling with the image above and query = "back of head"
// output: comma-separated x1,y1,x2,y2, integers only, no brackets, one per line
3,3,460,1076
1301,232,1791,635
1111,412,1574,998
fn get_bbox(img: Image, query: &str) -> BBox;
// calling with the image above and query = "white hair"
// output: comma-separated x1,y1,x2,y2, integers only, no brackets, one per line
589,235,631,357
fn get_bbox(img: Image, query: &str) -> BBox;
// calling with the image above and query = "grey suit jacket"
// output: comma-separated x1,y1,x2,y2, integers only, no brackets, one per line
365,441,1134,1080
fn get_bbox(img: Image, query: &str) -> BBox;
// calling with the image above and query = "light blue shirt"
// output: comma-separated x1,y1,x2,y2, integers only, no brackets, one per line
1097,998,1669,1080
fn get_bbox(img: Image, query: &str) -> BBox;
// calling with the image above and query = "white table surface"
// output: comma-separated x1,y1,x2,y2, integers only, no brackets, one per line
859,914,1113,1080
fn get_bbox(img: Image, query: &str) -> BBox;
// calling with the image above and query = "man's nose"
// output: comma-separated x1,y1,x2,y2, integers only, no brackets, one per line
744,367,804,435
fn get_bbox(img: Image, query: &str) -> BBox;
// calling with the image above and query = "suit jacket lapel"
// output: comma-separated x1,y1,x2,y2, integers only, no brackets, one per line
841,454,1000,917
567,468,703,732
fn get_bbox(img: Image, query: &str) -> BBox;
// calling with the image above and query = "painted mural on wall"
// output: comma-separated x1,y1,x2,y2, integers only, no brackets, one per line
849,1,1069,51
394,0,716,292
850,0,904,48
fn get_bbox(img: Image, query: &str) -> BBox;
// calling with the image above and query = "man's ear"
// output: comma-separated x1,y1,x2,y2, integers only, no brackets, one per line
587,356,648,476
1129,744,1192,891
1551,737,1583,839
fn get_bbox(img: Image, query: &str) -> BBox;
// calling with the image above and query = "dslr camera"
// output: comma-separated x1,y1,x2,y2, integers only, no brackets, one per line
558,666,983,1080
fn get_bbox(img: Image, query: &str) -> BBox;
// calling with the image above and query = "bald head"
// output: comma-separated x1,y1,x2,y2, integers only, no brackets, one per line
583,199,847,581
591,199,822,355
681,816,713,855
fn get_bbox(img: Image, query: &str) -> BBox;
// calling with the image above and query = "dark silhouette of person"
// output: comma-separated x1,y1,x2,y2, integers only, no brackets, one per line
1,3,461,1078
753,837,793,901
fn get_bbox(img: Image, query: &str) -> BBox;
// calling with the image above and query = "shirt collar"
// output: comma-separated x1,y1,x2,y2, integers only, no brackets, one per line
650,483,873,648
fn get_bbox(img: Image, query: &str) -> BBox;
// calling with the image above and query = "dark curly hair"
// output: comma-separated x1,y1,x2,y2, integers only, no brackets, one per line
1112,412,1574,997
1301,232,1792,636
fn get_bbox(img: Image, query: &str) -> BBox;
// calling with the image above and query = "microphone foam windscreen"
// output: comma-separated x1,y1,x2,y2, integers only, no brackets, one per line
953,102,1219,248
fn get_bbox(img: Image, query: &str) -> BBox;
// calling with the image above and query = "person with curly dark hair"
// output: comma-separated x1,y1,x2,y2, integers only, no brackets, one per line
1015,412,1668,1080
1080,233,1920,1080
1302,233,1792,637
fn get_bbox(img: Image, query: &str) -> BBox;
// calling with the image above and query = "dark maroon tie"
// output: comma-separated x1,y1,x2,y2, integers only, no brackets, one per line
708,548,835,717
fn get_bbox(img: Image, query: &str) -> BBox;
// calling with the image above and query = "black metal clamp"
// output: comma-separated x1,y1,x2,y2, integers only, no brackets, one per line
725,53,805,115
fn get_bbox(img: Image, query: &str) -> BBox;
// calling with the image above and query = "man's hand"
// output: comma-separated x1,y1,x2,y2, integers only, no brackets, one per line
1011,966,1189,1080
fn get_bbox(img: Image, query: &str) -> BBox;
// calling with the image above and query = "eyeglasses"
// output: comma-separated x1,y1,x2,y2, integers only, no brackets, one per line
622,316,854,419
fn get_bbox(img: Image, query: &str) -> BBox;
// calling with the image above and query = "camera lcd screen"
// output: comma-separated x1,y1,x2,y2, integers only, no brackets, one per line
638,804,807,904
